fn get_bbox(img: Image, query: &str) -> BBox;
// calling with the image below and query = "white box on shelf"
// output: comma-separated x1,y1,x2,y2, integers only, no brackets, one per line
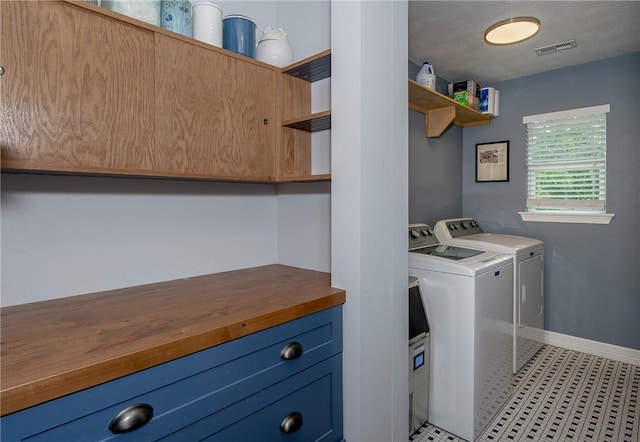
480,87,500,116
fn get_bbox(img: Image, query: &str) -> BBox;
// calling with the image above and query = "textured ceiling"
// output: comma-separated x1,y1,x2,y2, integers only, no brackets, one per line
408,1,640,86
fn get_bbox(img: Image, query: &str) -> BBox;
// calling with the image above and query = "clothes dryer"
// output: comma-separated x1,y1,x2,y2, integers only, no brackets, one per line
434,218,544,373
409,224,513,442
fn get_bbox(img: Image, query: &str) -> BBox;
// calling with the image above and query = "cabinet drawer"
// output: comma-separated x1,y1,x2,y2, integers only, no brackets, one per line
183,354,343,442
1,307,342,441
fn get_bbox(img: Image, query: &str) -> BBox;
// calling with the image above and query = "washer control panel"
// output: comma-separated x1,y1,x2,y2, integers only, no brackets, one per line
408,224,438,250
434,218,484,240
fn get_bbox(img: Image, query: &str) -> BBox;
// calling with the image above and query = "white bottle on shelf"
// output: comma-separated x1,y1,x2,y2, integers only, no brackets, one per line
416,61,436,90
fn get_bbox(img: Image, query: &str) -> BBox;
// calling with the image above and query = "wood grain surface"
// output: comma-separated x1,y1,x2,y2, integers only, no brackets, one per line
283,110,332,132
0,1,155,173
153,34,277,179
276,73,312,179
282,49,331,83
408,79,492,128
0,1,289,182
0,265,345,416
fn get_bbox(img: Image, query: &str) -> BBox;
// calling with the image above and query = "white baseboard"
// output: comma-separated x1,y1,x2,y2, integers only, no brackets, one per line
541,330,640,366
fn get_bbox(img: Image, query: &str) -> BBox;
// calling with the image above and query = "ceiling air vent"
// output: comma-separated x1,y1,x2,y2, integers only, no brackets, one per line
534,40,577,55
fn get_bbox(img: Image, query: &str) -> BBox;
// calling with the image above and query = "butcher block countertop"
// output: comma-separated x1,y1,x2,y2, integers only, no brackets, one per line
0,264,346,416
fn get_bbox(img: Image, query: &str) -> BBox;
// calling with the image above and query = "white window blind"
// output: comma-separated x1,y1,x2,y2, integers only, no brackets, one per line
523,104,610,214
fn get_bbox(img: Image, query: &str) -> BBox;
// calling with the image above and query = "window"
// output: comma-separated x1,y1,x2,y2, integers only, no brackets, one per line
520,104,614,224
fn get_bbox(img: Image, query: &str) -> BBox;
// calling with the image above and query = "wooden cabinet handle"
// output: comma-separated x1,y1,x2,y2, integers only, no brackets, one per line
280,411,303,434
108,403,153,434
280,341,304,360
0,66,5,76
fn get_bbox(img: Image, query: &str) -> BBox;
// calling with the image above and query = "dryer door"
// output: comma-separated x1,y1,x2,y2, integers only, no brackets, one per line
518,254,543,327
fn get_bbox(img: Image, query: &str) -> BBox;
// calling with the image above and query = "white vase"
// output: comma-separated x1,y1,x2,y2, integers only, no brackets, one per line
191,0,223,47
255,26,294,68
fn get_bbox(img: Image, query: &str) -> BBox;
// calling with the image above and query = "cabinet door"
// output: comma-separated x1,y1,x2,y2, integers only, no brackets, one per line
0,1,155,174
153,35,277,180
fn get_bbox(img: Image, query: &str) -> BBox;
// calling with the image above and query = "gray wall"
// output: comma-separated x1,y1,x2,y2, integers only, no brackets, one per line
1,0,332,308
409,62,463,227
462,52,640,350
0,174,279,306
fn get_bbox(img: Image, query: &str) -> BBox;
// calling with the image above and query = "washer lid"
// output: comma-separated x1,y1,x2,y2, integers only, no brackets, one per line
410,244,484,261
409,222,512,275
439,233,542,254
409,247,512,276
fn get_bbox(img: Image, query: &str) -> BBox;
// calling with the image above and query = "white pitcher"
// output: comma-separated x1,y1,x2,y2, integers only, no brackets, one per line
255,26,294,67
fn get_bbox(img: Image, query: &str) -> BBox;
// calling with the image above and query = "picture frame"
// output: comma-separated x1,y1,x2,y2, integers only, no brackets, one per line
476,141,509,182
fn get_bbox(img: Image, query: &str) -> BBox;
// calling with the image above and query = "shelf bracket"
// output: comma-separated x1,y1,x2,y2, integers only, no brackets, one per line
425,106,456,138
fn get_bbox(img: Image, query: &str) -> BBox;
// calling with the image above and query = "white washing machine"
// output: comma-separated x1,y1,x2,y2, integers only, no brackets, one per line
408,224,513,442
434,218,544,374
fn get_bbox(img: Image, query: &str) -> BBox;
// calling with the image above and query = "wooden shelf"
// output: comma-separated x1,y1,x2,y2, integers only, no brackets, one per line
408,79,492,137
281,52,332,132
277,173,331,183
282,110,331,132
278,50,332,182
282,49,331,82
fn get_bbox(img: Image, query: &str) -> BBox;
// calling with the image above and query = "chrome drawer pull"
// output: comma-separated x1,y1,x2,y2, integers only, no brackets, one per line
280,411,304,434
280,341,304,360
108,403,154,434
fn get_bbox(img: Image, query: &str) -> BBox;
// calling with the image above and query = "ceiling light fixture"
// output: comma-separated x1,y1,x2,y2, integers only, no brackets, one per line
484,17,541,45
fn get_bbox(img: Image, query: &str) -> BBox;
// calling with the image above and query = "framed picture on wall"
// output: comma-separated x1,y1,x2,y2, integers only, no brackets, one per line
476,141,509,182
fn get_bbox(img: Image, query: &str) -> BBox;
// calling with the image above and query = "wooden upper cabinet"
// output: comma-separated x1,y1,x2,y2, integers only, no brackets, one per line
0,1,298,181
0,1,155,174
153,35,276,180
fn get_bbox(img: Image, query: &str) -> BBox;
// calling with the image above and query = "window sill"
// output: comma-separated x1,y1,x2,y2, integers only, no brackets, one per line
518,212,615,225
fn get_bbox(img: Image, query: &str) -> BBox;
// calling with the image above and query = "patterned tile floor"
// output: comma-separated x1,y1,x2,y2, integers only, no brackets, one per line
410,345,639,442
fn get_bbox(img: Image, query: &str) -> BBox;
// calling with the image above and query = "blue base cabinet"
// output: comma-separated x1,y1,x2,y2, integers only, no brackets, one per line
1,307,343,442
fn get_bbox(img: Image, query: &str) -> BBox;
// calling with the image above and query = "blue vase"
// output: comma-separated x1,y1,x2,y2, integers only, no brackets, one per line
160,0,192,37
223,15,256,58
